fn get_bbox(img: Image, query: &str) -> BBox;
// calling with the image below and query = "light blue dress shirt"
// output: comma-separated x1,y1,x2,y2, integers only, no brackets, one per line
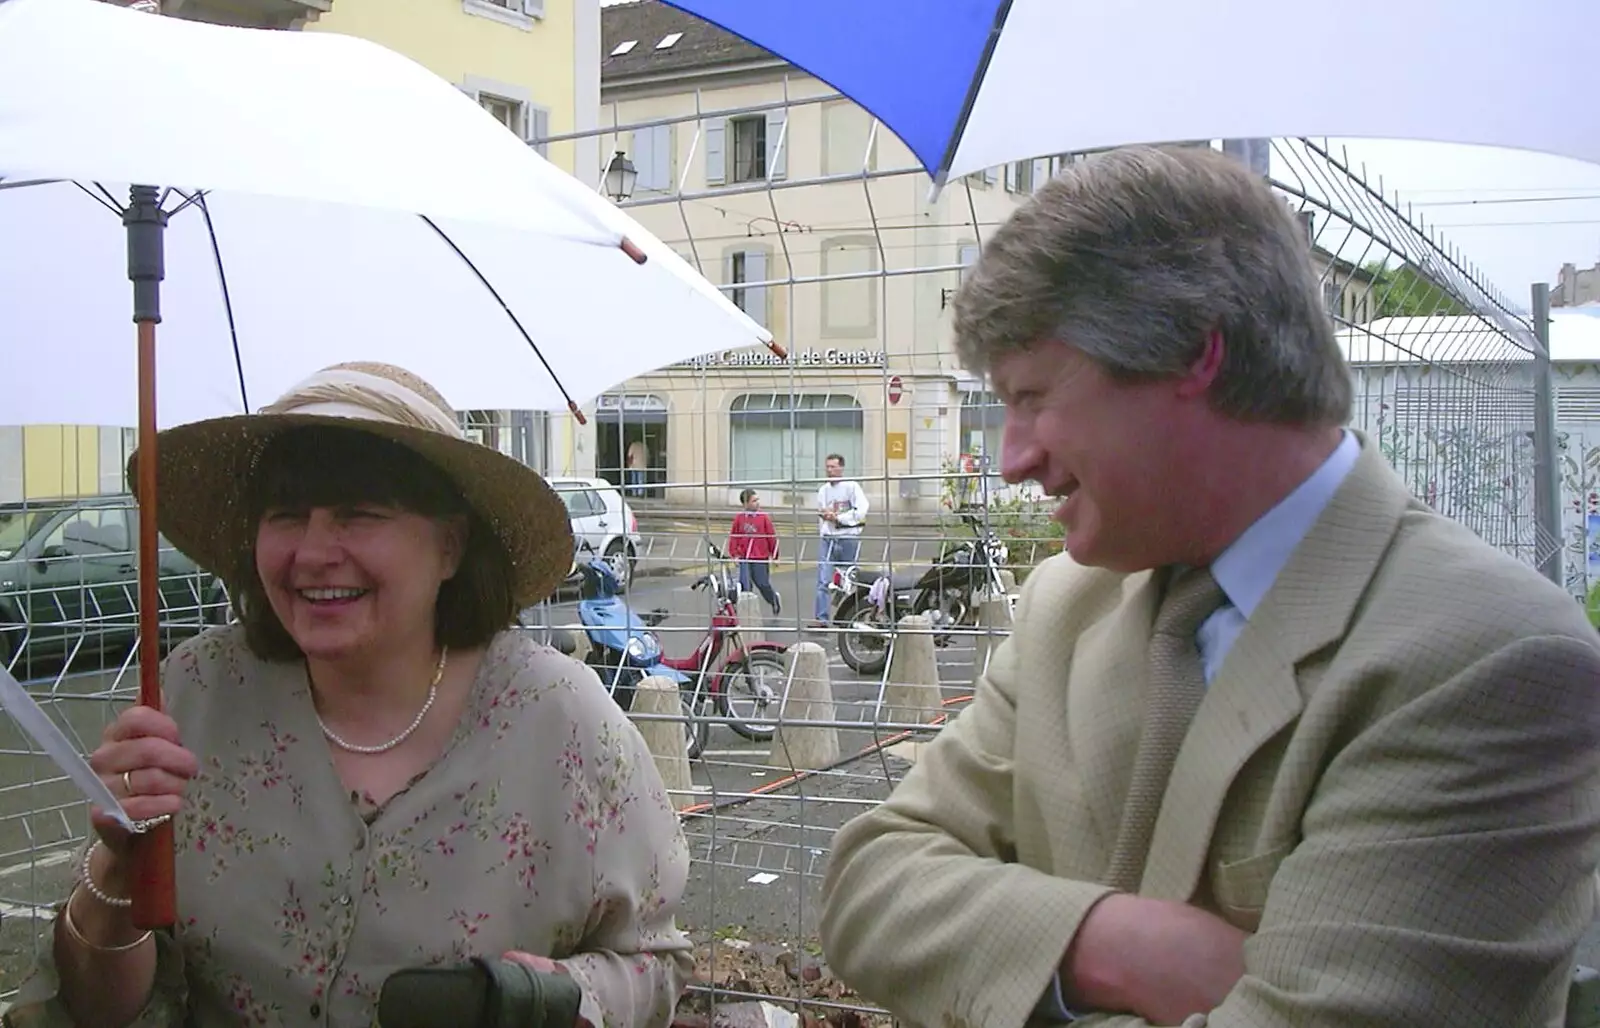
1042,429,1360,1021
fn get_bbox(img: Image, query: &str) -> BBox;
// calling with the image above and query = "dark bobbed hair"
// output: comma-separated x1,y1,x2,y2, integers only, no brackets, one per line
234,425,517,661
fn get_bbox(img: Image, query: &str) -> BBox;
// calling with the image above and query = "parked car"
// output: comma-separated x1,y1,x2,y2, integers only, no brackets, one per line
0,494,229,678
547,477,642,592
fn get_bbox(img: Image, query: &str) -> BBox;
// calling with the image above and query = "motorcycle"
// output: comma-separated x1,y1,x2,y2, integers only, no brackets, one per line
828,509,1010,675
551,552,708,759
656,541,787,744
552,543,786,758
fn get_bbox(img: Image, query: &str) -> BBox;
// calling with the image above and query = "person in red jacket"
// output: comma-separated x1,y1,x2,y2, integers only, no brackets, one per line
729,488,781,616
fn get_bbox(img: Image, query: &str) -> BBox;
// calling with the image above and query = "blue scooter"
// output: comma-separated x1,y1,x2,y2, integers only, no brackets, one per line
550,547,709,760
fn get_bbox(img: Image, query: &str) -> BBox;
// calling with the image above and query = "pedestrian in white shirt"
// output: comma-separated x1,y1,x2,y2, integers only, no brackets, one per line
813,453,869,624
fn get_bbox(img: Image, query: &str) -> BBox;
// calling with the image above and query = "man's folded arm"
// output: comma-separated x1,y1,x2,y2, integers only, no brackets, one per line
819,578,1113,1028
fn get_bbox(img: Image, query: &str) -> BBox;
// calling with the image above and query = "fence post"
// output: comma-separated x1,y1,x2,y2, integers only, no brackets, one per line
1532,282,1564,586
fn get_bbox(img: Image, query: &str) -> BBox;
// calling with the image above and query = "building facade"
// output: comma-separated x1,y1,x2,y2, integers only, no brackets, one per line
1555,260,1600,308
597,0,1043,513
3,0,599,502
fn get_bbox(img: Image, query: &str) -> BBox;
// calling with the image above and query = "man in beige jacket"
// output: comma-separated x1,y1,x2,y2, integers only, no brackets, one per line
817,146,1600,1027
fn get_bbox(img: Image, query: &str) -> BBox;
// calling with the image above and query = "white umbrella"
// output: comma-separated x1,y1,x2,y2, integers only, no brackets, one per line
0,0,781,428
0,0,780,928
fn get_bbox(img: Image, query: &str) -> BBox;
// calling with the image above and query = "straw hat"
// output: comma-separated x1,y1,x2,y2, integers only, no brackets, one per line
128,362,574,607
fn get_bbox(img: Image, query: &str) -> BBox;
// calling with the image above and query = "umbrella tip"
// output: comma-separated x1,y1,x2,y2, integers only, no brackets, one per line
568,400,588,426
764,340,788,359
619,237,647,265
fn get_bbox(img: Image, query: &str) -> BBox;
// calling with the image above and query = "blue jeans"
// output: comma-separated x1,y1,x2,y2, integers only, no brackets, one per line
738,560,781,610
815,533,862,622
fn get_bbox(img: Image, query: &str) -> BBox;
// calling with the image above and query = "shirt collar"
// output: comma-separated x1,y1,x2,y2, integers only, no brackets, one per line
1210,430,1360,618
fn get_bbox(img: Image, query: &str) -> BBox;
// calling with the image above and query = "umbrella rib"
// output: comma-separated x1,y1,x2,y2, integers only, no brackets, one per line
417,214,586,424
932,0,1017,191
76,181,126,217
190,192,251,414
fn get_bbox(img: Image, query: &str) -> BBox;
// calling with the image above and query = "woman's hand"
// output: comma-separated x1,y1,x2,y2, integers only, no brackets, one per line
87,705,198,857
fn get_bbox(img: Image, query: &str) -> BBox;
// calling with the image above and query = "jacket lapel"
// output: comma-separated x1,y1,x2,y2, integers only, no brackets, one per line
1139,435,1413,900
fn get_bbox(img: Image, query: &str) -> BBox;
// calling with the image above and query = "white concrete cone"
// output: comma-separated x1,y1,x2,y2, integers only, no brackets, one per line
769,642,839,770
884,613,942,726
972,596,1013,681
630,676,693,810
736,589,766,640
566,627,591,663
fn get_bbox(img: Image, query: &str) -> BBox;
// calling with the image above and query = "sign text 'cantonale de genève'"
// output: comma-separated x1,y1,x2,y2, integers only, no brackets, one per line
671,347,887,371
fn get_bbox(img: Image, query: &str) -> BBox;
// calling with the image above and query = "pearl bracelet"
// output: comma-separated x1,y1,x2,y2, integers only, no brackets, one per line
79,841,132,908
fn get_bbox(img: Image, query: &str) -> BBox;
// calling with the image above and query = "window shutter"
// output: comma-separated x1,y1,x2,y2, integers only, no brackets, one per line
631,127,655,190
521,0,544,15
1004,162,1018,192
744,249,768,329
651,124,672,191
528,106,550,158
765,110,787,179
705,118,726,185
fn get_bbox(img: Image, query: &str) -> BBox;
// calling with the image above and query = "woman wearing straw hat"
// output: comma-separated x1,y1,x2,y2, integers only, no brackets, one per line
9,363,693,1028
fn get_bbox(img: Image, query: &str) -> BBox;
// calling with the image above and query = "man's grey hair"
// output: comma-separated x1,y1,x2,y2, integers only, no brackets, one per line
953,146,1353,426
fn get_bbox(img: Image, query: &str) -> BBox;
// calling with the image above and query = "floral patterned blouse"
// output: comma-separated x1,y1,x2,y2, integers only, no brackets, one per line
8,625,694,1028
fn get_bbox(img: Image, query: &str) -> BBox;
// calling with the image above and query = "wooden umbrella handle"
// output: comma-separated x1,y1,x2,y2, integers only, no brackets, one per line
130,317,176,930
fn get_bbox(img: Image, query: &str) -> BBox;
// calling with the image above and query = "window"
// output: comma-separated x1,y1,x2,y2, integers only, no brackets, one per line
730,393,864,491
731,116,766,182
705,111,787,185
1322,278,1343,316
0,427,21,504
463,0,543,27
96,426,136,495
959,391,1006,497
726,249,769,329
44,507,131,559
1005,160,1037,194
468,78,550,157
1031,157,1051,192
821,236,878,338
631,123,674,192
958,243,982,284
554,486,602,518
822,101,875,176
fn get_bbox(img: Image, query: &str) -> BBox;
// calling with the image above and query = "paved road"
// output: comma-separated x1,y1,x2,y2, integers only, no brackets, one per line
530,569,989,808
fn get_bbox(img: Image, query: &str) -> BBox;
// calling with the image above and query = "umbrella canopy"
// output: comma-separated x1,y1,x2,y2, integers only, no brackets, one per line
661,0,1600,188
0,0,775,427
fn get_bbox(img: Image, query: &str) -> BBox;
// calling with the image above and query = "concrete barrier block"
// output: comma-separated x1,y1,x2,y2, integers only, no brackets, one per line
884,613,942,726
631,675,693,810
770,642,839,770
973,596,1013,681
736,590,766,639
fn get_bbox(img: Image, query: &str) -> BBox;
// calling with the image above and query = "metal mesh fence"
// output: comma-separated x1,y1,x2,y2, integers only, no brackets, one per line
0,107,1572,1024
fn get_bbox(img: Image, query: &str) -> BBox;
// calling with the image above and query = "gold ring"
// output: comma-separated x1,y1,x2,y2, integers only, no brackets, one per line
122,770,136,797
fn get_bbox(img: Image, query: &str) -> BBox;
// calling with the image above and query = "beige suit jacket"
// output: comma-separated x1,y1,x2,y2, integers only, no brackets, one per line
819,438,1600,1028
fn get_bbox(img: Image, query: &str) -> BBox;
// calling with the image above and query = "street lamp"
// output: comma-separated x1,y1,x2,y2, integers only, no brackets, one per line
603,150,637,203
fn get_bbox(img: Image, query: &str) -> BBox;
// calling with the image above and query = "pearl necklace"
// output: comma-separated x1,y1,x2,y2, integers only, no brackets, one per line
315,647,449,755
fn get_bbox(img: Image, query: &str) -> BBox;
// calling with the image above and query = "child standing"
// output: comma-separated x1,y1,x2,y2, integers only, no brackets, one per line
729,488,782,616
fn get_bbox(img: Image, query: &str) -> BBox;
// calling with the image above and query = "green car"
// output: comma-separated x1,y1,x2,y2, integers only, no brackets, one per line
0,494,230,679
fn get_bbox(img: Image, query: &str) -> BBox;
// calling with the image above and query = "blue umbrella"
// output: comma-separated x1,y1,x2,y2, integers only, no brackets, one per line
662,0,1600,188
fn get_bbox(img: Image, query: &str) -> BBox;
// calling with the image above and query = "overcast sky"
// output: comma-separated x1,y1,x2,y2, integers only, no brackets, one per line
1313,138,1600,306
